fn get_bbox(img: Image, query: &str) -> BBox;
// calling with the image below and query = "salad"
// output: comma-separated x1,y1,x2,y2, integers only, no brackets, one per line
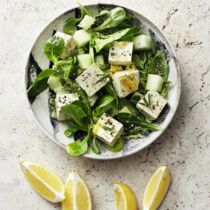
27,5,171,156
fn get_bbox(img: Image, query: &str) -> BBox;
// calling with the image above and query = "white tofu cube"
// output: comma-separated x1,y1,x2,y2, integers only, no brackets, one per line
55,93,79,121
108,41,133,65
76,64,109,97
93,113,124,146
112,70,140,98
54,31,76,59
136,90,167,120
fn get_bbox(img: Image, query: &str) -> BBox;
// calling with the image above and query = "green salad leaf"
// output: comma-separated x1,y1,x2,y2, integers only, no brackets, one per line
116,113,161,132
105,82,118,105
61,100,91,131
148,50,168,81
94,10,109,25
130,91,143,104
93,7,126,31
133,52,153,88
64,121,81,137
106,137,125,152
28,69,55,98
119,98,140,116
133,52,147,70
66,129,92,156
63,4,92,35
161,81,172,98
53,57,77,80
91,137,101,154
44,36,65,63
64,80,92,116
93,95,117,121
91,27,139,52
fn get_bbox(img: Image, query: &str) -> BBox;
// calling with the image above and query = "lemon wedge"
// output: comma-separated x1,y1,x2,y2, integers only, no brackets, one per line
20,160,65,203
143,166,171,210
114,182,138,210
62,171,92,210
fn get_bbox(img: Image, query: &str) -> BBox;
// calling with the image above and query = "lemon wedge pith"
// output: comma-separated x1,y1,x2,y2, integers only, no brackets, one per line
143,166,171,210
114,182,138,210
20,160,65,203
62,171,92,210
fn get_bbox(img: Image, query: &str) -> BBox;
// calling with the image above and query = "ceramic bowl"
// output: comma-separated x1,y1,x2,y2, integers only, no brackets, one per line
25,4,181,160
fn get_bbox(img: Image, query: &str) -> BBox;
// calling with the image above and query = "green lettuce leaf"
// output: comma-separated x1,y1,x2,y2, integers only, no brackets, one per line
61,100,91,131
27,69,55,98
93,7,126,31
63,4,92,35
147,51,168,81
106,137,125,152
66,129,92,156
44,36,65,63
91,27,139,52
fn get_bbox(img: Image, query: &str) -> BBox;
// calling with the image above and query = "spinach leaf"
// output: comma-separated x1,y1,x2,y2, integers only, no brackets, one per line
106,137,124,152
64,80,92,117
120,26,140,41
119,98,140,116
161,81,172,98
91,27,139,52
133,53,147,70
93,7,126,31
66,130,92,156
27,69,55,98
61,100,91,131
64,121,81,137
105,82,118,105
93,95,117,121
44,36,65,63
53,57,77,80
116,113,160,131
147,51,168,81
133,52,151,88
63,4,92,35
91,137,101,154
130,91,144,104
94,10,109,27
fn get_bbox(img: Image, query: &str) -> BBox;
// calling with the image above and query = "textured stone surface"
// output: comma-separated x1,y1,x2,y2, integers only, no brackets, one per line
0,0,210,209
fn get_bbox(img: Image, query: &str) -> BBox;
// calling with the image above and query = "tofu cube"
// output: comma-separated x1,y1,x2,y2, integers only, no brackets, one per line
54,31,76,59
136,90,167,120
108,41,133,65
93,113,124,146
76,64,109,97
55,93,79,121
112,70,140,98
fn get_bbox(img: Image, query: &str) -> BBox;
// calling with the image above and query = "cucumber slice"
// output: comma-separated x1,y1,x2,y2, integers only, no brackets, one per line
133,35,154,51
78,15,95,30
146,74,164,92
95,55,105,68
73,29,90,47
77,54,93,69
47,76,65,94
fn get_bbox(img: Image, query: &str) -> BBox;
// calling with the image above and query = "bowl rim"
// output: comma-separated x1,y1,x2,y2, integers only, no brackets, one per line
24,3,181,160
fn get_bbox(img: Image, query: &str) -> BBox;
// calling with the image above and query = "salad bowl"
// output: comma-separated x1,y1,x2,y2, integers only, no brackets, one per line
25,3,181,160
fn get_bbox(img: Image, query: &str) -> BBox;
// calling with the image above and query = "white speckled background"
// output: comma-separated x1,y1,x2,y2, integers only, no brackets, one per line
0,0,210,209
